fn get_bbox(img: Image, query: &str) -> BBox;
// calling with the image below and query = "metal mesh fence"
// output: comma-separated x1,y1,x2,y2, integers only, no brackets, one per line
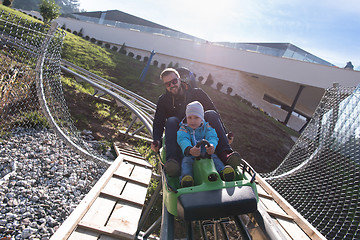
0,10,109,166
2,9,360,240
262,84,360,239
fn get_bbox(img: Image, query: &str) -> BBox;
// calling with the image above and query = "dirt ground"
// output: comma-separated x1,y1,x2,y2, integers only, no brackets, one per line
63,83,297,174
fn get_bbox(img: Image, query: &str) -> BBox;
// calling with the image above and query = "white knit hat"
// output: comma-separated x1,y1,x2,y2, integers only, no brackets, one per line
186,101,204,120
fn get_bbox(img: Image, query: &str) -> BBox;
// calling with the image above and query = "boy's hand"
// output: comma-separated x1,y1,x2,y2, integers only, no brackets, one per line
189,146,201,157
205,144,215,155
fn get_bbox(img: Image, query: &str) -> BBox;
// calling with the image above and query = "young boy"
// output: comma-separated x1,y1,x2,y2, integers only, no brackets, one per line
177,101,235,187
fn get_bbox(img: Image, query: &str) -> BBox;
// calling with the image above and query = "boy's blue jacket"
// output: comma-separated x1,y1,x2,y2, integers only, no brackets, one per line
177,119,219,155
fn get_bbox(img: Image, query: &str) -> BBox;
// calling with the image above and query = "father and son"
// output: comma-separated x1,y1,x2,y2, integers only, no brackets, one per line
151,67,242,187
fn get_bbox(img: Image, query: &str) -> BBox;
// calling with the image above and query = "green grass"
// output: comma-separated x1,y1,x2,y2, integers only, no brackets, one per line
60,28,298,173
0,5,43,23
0,7,301,238
11,111,50,129
2,6,298,173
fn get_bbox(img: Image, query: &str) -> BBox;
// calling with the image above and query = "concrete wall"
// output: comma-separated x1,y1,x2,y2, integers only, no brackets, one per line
24,11,360,131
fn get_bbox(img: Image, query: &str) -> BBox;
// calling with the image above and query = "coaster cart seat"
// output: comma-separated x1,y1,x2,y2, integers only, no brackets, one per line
161,139,258,221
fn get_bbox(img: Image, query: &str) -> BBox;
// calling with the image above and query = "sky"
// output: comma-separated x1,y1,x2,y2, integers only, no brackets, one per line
76,0,360,69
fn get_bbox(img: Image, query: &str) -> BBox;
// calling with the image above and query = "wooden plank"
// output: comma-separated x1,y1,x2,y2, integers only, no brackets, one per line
67,227,99,240
277,218,311,240
112,165,152,186
102,177,126,196
266,209,294,221
50,156,124,240
53,144,153,240
123,155,153,168
114,162,135,177
118,130,153,143
100,190,144,207
118,148,143,157
99,235,121,240
80,196,117,226
256,183,269,196
258,192,273,200
256,175,327,240
113,173,150,187
130,165,153,183
121,182,149,203
260,196,288,215
106,202,143,236
77,222,133,239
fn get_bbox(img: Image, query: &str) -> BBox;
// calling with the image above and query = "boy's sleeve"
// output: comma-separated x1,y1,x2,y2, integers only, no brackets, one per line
205,124,219,149
177,125,192,154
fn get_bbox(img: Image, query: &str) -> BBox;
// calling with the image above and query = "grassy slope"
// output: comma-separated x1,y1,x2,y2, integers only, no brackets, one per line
62,32,299,173
4,6,299,173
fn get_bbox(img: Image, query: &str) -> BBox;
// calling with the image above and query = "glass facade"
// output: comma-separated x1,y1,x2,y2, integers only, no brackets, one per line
72,13,334,67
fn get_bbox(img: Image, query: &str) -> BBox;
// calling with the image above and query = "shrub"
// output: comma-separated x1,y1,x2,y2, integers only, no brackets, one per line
198,76,204,83
66,28,71,33
216,82,223,91
161,63,166,70
90,37,96,43
105,43,110,49
97,40,103,46
174,63,179,68
136,55,141,60
143,56,149,62
128,52,134,58
167,62,173,68
153,60,158,67
72,31,78,35
204,73,214,86
111,46,118,51
227,87,233,94
61,23,66,29
119,43,127,54
85,35,90,40
3,0,13,7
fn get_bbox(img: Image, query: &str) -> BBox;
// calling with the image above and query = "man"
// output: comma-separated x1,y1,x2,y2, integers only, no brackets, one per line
151,68,241,177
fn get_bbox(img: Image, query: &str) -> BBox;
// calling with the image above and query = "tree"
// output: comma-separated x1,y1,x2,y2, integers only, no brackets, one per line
119,43,126,54
39,0,60,24
13,0,79,13
57,0,79,13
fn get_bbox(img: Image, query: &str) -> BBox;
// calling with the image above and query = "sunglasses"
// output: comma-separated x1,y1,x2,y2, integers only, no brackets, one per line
164,78,179,88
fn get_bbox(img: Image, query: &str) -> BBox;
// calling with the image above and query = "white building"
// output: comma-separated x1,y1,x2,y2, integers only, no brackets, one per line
26,10,360,131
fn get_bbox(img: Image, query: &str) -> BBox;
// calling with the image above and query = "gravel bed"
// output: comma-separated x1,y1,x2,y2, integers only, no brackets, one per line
0,128,109,239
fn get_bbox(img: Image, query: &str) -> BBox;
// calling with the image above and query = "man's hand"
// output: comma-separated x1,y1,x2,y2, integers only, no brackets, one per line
227,132,234,145
189,146,201,157
151,140,160,152
205,144,215,155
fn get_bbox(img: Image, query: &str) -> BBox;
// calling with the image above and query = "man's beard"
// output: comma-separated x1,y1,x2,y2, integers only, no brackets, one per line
170,85,181,95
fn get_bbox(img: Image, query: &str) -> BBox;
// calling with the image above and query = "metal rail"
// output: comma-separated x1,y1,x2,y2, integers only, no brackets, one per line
59,62,325,240
60,64,154,139
61,59,156,114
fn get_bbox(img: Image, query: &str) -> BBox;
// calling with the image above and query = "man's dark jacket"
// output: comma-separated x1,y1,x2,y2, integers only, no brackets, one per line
152,86,217,142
